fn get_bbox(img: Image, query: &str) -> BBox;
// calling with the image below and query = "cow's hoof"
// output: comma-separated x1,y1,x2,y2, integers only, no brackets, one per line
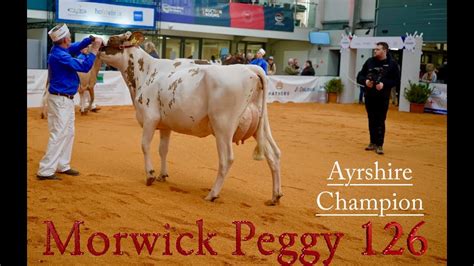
157,174,168,182
264,200,278,206
146,177,156,186
40,113,45,119
265,193,283,206
204,194,219,202
80,111,87,116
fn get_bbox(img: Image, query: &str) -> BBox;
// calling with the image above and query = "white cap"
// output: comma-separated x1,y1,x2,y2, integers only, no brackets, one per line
48,24,70,42
258,48,266,56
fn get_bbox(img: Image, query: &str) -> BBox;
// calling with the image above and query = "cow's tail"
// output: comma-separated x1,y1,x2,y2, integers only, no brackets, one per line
253,70,268,161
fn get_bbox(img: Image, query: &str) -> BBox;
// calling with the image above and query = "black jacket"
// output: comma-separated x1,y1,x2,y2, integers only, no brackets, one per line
357,55,400,99
301,66,315,76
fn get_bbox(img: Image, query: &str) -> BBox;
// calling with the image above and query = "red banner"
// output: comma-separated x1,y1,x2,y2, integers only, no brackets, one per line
230,3,264,30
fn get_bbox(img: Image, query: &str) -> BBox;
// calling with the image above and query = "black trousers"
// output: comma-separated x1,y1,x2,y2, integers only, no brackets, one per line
365,96,390,146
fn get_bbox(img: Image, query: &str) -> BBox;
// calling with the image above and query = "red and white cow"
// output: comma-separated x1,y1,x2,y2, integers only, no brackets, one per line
41,49,102,119
99,32,282,205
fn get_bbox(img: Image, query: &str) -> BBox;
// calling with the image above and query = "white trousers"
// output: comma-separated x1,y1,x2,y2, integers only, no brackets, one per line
37,94,75,176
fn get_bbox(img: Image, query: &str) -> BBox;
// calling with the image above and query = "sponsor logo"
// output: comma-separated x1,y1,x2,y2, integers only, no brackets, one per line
242,11,253,23
202,8,222,18
134,11,143,21
95,8,122,17
276,80,284,90
274,12,284,25
162,4,185,14
67,7,87,15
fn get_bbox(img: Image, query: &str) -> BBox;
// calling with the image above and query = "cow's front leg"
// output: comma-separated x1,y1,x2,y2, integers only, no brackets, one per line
88,88,95,112
79,91,87,115
205,133,234,202
142,119,159,186
158,129,171,182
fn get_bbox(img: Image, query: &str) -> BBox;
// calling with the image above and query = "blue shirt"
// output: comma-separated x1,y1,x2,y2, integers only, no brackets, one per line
48,38,94,95
250,58,268,74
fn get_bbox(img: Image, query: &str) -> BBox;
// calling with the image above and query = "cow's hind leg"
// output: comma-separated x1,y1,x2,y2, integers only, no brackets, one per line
142,119,159,186
255,117,283,206
158,129,171,181
263,138,283,206
205,128,234,202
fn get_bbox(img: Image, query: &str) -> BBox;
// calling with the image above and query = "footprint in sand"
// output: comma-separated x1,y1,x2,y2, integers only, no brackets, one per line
169,186,189,194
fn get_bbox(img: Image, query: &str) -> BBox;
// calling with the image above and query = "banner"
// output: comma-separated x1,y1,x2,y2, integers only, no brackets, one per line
263,6,294,32
194,1,230,27
159,0,195,23
27,70,132,108
56,0,156,29
425,83,447,114
349,36,404,49
229,3,264,30
267,75,336,103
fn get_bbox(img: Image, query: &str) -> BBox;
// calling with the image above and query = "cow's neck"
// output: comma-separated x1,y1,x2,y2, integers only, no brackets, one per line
120,48,156,104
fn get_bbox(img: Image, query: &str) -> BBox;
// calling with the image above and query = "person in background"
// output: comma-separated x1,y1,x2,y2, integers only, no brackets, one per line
267,56,277,75
245,52,254,64
284,58,299,75
421,63,437,83
356,42,400,155
437,60,447,84
144,42,160,59
250,48,268,74
293,58,301,73
301,60,315,76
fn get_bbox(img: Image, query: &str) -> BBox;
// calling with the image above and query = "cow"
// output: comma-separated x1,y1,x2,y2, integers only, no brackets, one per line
40,47,102,119
98,32,282,205
77,46,103,115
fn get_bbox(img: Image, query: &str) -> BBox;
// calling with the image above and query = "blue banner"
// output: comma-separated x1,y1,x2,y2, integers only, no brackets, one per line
159,0,195,24
264,7,294,32
194,1,230,27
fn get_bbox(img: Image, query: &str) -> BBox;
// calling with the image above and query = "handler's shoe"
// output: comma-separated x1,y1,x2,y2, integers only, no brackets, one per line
375,146,384,155
59,169,80,176
365,143,376,151
37,174,62,180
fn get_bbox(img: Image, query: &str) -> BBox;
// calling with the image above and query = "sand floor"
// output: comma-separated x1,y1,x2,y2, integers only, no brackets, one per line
27,103,446,265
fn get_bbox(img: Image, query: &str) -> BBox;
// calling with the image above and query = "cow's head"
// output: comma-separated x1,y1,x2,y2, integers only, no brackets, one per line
99,31,145,70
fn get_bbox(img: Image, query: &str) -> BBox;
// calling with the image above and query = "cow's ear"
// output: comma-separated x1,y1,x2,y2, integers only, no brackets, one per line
129,32,145,46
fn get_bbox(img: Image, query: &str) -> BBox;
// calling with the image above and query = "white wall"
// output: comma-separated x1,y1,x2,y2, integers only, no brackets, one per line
27,39,41,69
27,28,47,69
75,33,111,44
360,0,376,21
323,0,349,21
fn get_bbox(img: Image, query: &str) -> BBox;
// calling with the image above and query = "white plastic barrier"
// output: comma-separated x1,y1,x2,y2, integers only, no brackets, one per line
425,83,447,114
31,71,445,110
267,75,337,103
27,69,132,108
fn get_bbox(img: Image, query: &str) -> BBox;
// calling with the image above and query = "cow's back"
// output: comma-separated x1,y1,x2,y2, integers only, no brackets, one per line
138,64,261,137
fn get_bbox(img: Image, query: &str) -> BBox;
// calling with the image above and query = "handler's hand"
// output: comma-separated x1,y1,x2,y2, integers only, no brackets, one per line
376,82,384,91
366,80,374,88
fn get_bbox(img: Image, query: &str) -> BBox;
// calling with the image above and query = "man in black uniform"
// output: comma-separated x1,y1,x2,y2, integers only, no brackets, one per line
357,42,400,155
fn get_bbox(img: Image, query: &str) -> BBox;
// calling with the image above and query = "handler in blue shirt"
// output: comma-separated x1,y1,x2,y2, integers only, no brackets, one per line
250,48,268,74
37,23,103,180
